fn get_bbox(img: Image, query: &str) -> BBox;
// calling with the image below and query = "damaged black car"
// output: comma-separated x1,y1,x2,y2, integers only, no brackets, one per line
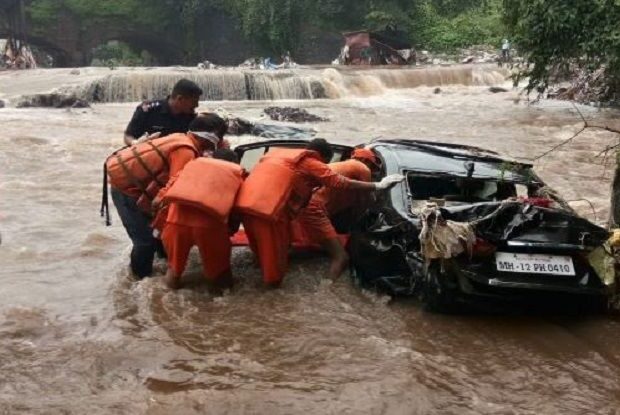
235,139,616,312
350,139,615,312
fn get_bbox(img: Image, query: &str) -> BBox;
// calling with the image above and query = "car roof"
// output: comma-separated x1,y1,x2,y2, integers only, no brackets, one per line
369,139,540,183
234,139,354,151
234,138,539,183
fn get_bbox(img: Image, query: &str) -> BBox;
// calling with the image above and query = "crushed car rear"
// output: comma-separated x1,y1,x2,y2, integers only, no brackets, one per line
349,140,617,312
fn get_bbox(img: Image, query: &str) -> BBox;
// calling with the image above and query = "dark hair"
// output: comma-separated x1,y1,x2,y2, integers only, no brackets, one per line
189,113,228,138
171,79,203,98
213,148,239,164
306,138,333,162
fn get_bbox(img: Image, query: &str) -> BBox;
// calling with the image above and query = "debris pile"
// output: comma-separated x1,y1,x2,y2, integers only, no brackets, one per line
416,46,515,66
419,203,476,265
1,38,37,69
197,60,217,70
335,29,416,66
547,67,620,106
263,106,328,123
235,53,298,70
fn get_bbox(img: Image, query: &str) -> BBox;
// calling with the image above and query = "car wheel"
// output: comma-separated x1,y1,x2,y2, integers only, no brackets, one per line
422,261,457,313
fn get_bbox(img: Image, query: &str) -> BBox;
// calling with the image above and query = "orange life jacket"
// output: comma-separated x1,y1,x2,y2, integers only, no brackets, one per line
235,148,321,221
163,158,244,223
105,133,198,206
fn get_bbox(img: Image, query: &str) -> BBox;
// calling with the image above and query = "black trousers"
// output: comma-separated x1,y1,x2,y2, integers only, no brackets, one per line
111,188,165,278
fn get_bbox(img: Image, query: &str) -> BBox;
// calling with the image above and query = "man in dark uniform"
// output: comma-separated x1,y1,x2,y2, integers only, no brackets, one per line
124,79,203,146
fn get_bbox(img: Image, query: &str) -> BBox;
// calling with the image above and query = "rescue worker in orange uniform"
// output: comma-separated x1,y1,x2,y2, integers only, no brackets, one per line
236,138,404,287
295,148,382,279
160,149,243,291
105,113,228,279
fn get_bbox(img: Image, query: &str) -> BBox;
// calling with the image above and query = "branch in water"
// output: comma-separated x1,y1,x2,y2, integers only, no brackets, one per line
532,125,587,161
597,141,620,159
532,103,620,161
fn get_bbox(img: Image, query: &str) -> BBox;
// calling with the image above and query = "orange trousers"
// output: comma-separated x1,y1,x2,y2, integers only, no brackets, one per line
242,215,291,285
161,222,232,281
295,199,338,244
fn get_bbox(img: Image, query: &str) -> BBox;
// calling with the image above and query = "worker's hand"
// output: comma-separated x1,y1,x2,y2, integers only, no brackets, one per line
146,132,162,141
134,132,162,145
151,197,162,211
375,174,405,190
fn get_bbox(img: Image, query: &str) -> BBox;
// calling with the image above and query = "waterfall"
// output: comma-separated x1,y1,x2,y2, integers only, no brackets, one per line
323,65,509,98
74,70,328,102
14,65,511,106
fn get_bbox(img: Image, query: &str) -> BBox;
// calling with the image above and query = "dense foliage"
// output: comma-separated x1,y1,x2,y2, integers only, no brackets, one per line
26,0,505,60
90,40,153,67
503,0,620,96
28,0,172,27
220,0,505,52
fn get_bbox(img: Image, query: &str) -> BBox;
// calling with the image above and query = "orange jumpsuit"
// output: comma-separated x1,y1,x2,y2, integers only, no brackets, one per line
151,138,231,233
242,156,353,285
158,152,236,283
161,202,232,282
295,159,372,244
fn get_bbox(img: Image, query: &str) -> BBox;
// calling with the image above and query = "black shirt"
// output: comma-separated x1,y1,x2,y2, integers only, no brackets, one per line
124,98,196,138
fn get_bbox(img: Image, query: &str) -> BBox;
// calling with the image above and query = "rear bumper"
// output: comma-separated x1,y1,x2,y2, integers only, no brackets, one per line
443,260,608,300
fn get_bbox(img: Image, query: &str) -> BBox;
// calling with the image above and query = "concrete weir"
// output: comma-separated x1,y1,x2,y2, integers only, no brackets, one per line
3,65,510,106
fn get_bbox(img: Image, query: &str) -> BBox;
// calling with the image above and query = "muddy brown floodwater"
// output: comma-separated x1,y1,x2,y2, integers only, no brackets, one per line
1,66,620,414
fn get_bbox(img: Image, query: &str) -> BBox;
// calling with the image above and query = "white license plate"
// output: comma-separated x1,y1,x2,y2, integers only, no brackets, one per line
495,252,576,276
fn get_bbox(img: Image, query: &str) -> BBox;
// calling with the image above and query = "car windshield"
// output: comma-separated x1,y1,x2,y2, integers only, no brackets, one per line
238,143,348,171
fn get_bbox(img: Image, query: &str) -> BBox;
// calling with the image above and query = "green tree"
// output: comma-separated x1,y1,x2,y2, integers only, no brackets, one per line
503,0,620,95
503,0,620,227
26,0,508,61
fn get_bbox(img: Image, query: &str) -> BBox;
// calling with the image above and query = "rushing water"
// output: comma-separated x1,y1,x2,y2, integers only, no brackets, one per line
0,65,507,104
1,66,620,414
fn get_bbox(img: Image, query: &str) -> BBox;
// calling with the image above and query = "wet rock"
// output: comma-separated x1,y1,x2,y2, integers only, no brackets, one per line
461,56,474,64
16,93,89,108
0,100,5,108
309,81,328,99
547,87,569,99
69,69,80,75
71,99,91,108
434,87,442,94
263,106,328,123
226,116,254,135
489,87,509,93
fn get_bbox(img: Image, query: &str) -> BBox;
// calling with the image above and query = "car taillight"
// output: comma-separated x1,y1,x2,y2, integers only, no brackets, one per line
518,197,554,208
472,237,496,257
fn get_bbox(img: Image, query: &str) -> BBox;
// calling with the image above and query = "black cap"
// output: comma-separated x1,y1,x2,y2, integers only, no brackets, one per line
189,113,228,138
213,148,239,164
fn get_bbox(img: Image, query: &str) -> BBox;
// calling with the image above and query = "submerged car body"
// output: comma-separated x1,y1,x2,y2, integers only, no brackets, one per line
234,138,613,311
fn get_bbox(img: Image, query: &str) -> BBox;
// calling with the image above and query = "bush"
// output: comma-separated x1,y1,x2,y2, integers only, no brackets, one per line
90,41,147,67
504,0,620,95
417,0,504,51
